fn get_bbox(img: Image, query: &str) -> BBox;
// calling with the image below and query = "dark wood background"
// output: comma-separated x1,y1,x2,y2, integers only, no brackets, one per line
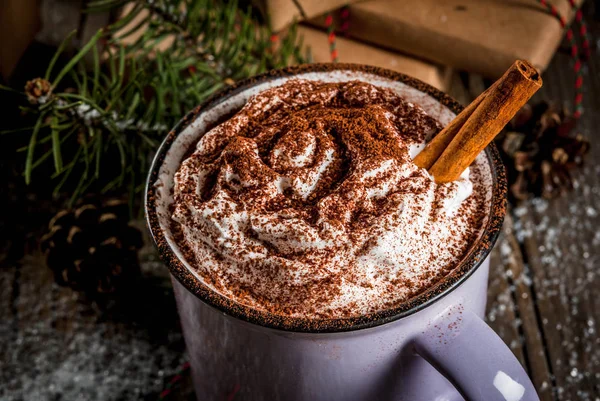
482,49,600,401
1,4,598,401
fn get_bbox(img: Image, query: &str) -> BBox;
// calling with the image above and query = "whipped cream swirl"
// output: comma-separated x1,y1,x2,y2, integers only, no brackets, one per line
172,80,485,318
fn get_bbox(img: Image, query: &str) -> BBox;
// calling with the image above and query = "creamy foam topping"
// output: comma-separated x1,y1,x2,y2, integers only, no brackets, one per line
172,80,487,318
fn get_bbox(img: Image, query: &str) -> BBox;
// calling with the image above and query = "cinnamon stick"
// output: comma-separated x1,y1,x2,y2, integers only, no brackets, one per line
413,82,496,170
418,60,542,183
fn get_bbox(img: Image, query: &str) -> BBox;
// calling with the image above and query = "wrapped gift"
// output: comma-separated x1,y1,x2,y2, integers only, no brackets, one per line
298,25,452,91
307,0,583,78
0,0,40,79
253,0,361,31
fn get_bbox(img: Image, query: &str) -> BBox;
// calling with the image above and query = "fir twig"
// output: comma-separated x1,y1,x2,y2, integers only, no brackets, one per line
4,0,304,206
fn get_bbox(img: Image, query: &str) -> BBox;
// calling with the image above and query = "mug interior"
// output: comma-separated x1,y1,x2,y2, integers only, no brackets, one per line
145,64,507,333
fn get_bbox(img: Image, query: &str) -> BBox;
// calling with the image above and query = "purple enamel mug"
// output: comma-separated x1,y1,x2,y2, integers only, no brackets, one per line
146,64,538,401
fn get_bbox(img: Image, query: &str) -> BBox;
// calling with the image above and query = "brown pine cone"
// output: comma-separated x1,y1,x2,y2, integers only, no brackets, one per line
495,101,590,201
40,198,143,296
25,78,52,105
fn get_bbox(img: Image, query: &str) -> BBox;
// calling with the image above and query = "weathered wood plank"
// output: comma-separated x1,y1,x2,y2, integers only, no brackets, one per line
1,244,186,400
508,14,600,400
500,216,554,401
486,227,527,366
518,201,600,401
454,71,555,400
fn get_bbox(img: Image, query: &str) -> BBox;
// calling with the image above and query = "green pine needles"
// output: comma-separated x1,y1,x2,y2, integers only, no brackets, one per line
4,0,304,204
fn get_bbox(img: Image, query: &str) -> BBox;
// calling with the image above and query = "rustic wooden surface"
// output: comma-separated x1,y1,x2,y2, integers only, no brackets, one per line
1,4,599,401
481,9,600,400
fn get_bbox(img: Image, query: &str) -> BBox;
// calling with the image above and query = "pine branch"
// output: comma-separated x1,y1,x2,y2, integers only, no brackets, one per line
4,0,305,205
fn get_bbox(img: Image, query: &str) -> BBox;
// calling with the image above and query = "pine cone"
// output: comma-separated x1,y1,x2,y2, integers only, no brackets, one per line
25,78,52,105
495,101,590,201
40,198,143,296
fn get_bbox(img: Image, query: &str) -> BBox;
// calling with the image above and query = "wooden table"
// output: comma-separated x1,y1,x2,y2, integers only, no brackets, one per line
1,8,599,401
480,9,600,400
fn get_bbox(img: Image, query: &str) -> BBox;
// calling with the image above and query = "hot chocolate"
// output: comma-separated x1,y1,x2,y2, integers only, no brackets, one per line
171,80,488,319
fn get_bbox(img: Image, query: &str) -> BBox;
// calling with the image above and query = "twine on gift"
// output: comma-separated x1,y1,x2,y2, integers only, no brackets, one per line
328,1,588,117
537,0,587,118
567,0,591,59
339,6,350,37
270,33,279,53
324,6,350,62
324,13,338,62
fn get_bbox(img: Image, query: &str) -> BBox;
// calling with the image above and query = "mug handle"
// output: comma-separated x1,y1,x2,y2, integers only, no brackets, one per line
414,307,539,401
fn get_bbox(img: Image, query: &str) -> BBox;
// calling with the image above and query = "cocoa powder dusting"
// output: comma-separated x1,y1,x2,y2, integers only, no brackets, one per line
169,79,488,319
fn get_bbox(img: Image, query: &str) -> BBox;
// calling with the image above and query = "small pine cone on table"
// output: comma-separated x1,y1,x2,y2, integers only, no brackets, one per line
495,101,590,201
40,199,143,297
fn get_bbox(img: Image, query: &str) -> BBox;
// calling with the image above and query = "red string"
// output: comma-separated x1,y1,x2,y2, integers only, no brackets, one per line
324,6,351,62
157,362,242,400
567,0,591,59
158,361,191,400
537,0,586,118
270,33,279,54
226,383,241,401
339,6,350,37
324,13,338,62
